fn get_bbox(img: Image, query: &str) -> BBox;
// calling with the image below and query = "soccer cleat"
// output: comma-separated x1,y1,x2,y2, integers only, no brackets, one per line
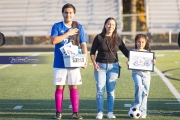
72,112,83,119
54,112,62,119
107,112,116,119
96,112,103,119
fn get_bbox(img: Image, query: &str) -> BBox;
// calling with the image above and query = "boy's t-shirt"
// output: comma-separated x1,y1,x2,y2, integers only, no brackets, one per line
51,21,87,68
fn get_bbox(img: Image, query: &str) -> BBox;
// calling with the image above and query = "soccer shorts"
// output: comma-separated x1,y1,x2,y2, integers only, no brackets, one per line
54,68,82,85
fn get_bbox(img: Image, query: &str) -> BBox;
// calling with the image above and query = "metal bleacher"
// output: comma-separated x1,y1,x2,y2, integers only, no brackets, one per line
145,0,180,34
0,0,122,37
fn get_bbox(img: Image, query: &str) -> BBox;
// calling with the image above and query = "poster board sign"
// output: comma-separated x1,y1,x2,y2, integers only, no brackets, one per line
128,51,154,71
63,54,86,67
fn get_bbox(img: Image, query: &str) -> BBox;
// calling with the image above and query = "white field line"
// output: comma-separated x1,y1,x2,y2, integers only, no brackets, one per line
154,66,180,103
0,64,12,69
0,53,40,70
13,105,23,110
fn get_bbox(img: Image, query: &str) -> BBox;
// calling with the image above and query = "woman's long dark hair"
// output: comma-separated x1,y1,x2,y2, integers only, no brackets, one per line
100,17,119,49
135,34,151,52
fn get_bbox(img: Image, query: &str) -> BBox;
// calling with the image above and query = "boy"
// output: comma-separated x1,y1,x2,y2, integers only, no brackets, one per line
50,3,88,119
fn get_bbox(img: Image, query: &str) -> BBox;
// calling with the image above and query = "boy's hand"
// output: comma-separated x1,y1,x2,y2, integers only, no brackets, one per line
67,28,79,36
81,63,87,69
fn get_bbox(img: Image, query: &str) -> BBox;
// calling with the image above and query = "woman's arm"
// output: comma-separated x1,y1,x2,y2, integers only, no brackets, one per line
119,40,129,58
90,55,100,71
90,35,100,71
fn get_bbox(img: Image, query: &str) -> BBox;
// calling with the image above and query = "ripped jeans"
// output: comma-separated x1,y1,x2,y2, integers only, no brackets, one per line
94,62,119,113
132,71,151,115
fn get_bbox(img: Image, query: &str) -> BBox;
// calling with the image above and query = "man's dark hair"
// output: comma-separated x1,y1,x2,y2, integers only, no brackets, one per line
0,32,5,47
62,3,76,13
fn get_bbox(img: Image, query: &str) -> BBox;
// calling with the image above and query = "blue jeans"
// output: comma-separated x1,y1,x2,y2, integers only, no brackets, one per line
94,62,119,113
132,71,151,115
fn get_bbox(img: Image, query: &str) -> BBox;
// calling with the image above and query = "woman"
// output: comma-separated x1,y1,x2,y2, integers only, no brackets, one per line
90,17,129,119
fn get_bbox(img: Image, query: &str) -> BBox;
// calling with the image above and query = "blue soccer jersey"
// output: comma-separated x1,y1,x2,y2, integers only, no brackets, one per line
51,21,87,68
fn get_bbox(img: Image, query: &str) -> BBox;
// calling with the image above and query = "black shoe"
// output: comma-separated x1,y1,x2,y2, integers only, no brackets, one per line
72,112,83,119
54,112,62,119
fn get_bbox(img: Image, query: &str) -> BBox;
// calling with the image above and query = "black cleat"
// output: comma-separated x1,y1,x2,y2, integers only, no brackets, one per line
72,112,83,119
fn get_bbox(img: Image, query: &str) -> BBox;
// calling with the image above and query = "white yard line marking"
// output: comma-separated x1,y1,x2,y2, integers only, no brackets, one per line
13,105,23,110
164,103,180,104
0,53,40,69
69,104,72,108
31,53,40,56
154,66,180,103
0,64,12,69
151,74,159,76
124,104,132,108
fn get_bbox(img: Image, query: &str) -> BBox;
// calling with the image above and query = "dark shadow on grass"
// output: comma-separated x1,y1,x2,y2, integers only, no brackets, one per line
0,98,179,119
162,68,180,81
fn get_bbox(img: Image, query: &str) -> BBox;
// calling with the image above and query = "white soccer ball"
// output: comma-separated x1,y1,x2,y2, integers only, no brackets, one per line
128,107,141,119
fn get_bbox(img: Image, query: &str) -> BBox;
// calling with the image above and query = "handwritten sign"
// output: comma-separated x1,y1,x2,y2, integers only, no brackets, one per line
128,51,154,71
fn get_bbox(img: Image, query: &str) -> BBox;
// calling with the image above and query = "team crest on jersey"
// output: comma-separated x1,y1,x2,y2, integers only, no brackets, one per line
56,77,62,82
61,30,64,34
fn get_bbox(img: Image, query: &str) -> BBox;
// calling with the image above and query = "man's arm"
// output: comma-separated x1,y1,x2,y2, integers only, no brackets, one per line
51,28,79,45
81,42,88,68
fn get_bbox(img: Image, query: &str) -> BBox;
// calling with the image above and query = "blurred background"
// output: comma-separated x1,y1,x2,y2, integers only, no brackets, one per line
0,0,179,51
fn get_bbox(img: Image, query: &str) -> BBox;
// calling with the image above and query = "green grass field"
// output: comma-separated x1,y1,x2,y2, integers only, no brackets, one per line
0,50,180,120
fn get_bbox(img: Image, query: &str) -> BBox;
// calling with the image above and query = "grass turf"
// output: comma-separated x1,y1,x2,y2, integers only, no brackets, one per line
0,51,179,119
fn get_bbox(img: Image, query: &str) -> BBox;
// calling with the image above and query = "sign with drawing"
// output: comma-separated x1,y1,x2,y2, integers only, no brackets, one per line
128,51,155,71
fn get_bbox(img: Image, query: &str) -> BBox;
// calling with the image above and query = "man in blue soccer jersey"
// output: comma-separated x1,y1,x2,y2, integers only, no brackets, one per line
50,3,88,119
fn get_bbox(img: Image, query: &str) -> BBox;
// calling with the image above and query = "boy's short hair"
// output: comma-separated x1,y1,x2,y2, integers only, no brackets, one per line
62,3,76,13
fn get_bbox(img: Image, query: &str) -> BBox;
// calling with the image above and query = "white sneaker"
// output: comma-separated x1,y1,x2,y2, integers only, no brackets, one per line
96,112,103,119
107,112,116,119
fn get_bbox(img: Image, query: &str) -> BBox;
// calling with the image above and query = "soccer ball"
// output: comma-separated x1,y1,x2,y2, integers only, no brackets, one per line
128,107,141,119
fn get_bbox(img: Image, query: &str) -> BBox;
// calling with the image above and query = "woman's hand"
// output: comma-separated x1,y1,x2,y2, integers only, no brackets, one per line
94,63,100,71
